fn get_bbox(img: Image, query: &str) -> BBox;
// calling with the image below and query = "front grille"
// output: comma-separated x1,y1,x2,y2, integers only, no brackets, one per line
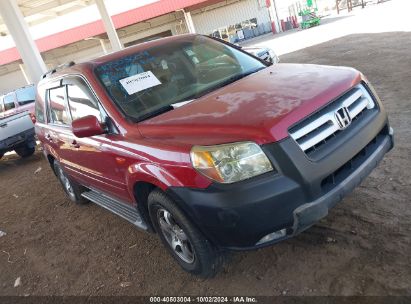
289,84,377,156
320,125,389,193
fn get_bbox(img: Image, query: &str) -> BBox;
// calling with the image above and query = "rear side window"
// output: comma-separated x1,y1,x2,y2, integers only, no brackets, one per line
48,87,70,125
3,94,15,111
16,86,35,106
66,78,102,122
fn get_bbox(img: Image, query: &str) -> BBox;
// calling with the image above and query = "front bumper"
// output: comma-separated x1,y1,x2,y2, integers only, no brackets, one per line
168,120,394,250
292,129,393,235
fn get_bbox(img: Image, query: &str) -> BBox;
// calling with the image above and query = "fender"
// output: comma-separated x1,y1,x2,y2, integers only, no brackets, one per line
125,162,185,203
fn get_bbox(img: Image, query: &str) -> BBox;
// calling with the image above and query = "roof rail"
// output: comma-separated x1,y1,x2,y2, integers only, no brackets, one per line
41,61,75,79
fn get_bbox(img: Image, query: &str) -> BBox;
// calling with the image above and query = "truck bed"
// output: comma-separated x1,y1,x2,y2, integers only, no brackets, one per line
0,112,34,143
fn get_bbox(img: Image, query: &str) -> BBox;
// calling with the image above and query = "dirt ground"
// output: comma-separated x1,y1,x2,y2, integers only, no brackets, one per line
1,31,410,296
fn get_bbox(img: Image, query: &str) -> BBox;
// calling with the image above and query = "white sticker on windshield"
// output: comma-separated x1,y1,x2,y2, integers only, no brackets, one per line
119,71,161,95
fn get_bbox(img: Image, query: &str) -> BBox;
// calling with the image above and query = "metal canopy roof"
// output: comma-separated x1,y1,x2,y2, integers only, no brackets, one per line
0,0,94,36
0,0,209,65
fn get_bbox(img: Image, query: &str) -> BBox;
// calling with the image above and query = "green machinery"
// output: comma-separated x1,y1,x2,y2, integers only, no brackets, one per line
298,0,321,29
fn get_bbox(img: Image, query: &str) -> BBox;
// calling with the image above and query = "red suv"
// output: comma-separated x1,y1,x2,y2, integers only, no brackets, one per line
35,34,394,277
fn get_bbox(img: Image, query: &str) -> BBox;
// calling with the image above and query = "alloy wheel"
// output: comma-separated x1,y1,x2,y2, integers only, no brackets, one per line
157,208,195,264
58,166,75,200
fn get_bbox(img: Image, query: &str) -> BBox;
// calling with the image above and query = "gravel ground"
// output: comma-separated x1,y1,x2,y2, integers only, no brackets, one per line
1,32,410,296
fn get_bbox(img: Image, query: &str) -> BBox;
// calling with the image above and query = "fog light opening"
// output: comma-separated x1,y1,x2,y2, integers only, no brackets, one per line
256,229,287,245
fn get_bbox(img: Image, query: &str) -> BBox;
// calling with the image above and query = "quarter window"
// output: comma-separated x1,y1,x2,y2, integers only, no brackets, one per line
48,86,70,125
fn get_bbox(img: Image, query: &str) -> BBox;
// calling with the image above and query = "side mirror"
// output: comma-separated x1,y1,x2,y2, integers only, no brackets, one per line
72,115,105,138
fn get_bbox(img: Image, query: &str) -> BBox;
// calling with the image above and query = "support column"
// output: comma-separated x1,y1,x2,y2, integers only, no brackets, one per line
95,0,122,52
0,0,47,83
19,64,30,84
183,10,196,34
268,0,281,34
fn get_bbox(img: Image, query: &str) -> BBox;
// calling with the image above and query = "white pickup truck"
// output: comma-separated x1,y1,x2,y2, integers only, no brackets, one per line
0,111,36,160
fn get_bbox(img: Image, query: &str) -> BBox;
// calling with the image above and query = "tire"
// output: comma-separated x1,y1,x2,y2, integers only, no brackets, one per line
15,146,35,158
0,152,3,160
148,189,224,278
53,160,88,204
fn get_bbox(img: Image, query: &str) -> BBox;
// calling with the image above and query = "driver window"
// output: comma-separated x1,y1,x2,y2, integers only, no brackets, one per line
66,78,103,122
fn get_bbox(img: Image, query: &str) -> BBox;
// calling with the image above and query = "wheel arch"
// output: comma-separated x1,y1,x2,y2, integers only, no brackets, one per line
133,181,157,232
47,154,56,174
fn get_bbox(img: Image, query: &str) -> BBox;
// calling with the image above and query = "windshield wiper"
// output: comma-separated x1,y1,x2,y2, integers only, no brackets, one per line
171,99,195,108
136,99,195,122
137,105,174,121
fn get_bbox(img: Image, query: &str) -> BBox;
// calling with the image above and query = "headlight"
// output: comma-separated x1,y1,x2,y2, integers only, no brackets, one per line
190,142,274,184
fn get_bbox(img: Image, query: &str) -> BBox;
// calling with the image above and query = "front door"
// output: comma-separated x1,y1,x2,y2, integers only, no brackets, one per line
62,76,132,203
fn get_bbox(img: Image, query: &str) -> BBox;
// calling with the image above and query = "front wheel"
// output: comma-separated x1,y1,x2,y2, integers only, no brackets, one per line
148,189,224,278
53,160,88,204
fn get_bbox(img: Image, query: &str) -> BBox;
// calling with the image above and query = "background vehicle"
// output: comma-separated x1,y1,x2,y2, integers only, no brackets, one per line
0,111,36,160
0,85,36,160
213,37,280,64
242,46,280,63
35,34,393,277
0,85,36,119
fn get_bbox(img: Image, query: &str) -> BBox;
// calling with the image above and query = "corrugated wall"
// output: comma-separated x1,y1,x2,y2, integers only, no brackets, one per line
191,0,270,35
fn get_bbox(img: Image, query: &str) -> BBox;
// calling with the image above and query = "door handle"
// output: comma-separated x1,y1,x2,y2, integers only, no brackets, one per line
70,140,80,149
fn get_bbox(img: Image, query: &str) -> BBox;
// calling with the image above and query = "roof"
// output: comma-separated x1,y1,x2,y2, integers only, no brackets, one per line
0,0,209,66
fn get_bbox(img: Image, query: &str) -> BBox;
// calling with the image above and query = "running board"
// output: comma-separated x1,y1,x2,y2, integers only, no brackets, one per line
82,190,148,230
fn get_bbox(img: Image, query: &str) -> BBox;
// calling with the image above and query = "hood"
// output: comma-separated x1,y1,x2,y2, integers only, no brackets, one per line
138,64,362,145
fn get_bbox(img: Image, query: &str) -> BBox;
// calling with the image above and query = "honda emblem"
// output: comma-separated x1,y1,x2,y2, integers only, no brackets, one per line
335,107,352,129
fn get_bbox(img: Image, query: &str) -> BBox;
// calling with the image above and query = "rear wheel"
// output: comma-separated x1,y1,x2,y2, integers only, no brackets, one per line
148,189,224,278
15,146,35,158
53,160,88,204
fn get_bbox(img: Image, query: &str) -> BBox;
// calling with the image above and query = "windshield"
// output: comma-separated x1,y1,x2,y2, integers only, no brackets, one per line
95,35,266,121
